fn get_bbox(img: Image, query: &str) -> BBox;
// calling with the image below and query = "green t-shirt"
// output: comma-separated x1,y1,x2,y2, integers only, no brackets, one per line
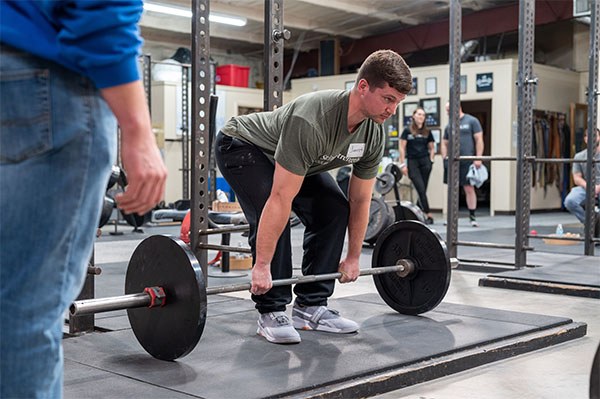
221,90,385,179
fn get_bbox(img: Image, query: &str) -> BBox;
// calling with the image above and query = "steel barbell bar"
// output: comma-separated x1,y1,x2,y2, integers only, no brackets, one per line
71,257,456,316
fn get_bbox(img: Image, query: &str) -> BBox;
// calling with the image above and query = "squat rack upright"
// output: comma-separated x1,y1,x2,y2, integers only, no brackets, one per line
189,0,287,279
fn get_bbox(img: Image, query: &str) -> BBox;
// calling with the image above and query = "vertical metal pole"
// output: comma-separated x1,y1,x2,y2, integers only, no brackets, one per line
182,65,190,200
209,58,217,203
191,0,211,276
69,250,95,334
264,0,285,110
515,0,536,268
446,0,461,259
585,0,599,255
142,54,152,112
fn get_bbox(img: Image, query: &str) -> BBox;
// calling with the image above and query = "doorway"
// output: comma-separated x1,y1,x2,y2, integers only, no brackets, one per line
460,99,492,208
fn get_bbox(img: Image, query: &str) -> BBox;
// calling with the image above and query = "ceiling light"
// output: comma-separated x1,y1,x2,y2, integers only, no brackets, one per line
144,3,191,18
209,13,247,27
143,3,247,26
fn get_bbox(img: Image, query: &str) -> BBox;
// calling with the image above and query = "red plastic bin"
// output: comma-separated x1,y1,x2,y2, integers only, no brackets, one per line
216,64,250,87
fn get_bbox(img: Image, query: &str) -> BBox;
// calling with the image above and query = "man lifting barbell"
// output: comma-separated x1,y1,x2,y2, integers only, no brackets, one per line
215,50,413,344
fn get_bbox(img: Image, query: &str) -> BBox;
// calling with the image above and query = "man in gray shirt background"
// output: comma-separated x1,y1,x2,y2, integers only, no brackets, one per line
442,103,485,227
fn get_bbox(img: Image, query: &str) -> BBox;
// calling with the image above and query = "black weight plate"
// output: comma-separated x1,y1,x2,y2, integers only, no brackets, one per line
98,196,114,228
364,197,395,245
126,235,206,361
372,221,451,315
106,166,121,190
121,210,152,227
395,201,426,222
375,172,395,195
384,162,403,183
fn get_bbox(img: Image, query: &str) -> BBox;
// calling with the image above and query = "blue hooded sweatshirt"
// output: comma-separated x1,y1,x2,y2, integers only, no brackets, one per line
0,0,144,89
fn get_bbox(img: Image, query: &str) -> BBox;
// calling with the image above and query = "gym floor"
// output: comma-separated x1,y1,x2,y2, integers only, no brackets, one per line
64,210,599,399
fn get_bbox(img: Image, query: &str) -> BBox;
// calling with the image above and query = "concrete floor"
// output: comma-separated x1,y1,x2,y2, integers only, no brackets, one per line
88,210,599,399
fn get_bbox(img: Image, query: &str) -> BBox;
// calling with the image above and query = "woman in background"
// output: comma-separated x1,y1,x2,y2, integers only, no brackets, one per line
399,107,435,224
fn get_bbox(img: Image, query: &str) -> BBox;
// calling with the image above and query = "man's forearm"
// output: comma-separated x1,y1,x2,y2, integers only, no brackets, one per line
345,198,371,259
100,80,151,135
475,136,484,156
573,175,586,189
254,195,292,269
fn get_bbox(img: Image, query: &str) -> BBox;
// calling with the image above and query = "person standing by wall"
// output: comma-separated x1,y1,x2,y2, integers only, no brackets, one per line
399,107,435,224
0,1,167,398
441,102,484,227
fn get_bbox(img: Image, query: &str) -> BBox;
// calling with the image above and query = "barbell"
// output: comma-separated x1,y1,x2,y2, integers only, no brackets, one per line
70,221,455,361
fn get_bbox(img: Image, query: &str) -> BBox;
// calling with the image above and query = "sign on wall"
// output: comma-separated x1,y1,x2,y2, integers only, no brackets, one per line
476,73,493,92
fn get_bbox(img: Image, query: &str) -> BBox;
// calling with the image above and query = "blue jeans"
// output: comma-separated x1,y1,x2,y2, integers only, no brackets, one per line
0,45,116,398
564,186,587,224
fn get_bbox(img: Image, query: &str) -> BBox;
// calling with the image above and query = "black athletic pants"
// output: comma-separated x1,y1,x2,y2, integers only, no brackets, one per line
407,156,432,214
214,132,349,313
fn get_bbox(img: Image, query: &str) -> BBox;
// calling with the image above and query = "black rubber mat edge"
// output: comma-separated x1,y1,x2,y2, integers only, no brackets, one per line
278,321,587,399
479,276,600,299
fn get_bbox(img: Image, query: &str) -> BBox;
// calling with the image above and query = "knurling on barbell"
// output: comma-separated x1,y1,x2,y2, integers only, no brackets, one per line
70,221,453,361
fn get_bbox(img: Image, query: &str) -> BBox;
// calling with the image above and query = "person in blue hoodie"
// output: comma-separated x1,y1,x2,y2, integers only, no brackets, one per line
0,2,167,397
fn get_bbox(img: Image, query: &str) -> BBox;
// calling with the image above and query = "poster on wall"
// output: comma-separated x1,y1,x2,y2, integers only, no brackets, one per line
476,73,493,92
425,77,437,95
402,102,418,127
408,77,418,95
419,97,440,127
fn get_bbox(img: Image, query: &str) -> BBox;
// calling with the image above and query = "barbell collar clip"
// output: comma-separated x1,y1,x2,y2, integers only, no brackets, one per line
144,286,166,308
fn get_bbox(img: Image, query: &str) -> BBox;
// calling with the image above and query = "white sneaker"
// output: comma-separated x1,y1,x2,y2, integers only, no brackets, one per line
292,301,358,333
257,312,301,344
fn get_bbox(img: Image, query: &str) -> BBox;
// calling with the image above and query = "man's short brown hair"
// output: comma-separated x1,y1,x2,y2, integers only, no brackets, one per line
355,50,412,94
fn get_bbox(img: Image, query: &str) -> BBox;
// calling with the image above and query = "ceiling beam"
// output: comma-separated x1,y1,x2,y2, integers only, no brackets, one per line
211,2,360,38
339,1,573,67
141,12,318,54
295,0,427,29
295,0,397,21
140,13,264,44
142,1,362,40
